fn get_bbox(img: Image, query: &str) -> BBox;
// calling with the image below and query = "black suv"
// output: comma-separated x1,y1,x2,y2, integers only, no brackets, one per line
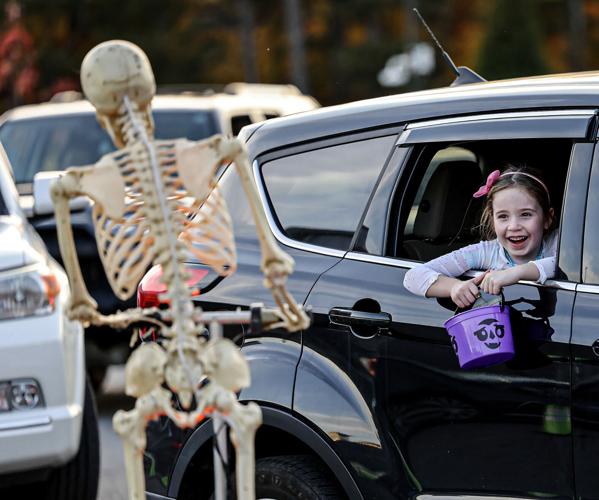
141,72,599,500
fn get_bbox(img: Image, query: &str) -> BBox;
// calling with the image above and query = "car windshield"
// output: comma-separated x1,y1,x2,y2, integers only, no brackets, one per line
0,109,218,187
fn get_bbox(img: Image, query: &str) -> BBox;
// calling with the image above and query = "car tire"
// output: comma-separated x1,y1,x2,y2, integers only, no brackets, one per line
44,376,100,500
255,455,343,500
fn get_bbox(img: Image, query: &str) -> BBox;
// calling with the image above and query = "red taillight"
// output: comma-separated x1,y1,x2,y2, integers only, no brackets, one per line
137,265,209,309
137,265,166,308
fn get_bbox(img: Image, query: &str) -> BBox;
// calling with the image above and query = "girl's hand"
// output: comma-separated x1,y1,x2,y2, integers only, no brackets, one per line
479,268,520,295
450,272,487,308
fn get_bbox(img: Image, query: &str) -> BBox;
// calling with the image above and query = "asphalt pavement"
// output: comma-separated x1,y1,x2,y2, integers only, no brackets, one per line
97,365,132,500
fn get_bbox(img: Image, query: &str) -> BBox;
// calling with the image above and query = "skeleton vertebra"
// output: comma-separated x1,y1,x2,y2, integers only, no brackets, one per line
50,40,309,500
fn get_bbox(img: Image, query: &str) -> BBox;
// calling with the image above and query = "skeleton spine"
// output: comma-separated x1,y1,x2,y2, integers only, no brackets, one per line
119,97,197,343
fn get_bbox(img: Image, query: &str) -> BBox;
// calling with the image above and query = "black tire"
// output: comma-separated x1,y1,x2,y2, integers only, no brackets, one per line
44,376,100,500
255,455,343,500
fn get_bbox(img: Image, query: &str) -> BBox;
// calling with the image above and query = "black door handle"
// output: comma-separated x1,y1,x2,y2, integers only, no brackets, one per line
329,307,392,328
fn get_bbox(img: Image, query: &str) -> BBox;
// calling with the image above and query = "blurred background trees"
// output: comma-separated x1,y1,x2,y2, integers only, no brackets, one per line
0,0,595,111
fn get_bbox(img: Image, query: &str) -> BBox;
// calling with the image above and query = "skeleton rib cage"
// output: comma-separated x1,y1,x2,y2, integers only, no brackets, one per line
92,136,237,304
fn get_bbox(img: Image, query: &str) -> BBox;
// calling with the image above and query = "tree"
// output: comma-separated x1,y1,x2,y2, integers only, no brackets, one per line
0,1,38,107
477,0,548,80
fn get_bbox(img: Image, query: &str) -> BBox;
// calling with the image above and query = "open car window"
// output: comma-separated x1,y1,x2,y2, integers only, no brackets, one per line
392,138,573,268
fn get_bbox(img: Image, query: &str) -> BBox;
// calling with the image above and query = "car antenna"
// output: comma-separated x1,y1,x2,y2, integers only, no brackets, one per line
412,8,485,86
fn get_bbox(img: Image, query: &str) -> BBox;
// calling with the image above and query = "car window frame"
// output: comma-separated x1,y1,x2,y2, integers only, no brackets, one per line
252,125,404,257
579,141,599,286
345,109,594,292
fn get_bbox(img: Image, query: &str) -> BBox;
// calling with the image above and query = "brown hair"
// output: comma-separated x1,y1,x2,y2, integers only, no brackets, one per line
479,165,553,240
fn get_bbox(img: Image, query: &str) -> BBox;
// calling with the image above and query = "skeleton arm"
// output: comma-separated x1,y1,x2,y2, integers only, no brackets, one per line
177,136,309,332
224,139,310,332
50,157,126,325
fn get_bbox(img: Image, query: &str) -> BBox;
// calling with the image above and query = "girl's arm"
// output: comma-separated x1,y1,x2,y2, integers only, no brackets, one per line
403,241,493,298
480,259,554,295
427,272,487,309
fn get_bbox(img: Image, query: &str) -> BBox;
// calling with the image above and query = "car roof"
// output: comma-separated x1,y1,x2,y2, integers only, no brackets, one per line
246,71,599,157
0,91,318,122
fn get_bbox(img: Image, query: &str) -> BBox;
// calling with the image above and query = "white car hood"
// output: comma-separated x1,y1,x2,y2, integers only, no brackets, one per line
0,216,39,271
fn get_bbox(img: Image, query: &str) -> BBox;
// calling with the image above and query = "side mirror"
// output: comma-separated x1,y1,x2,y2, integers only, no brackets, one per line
32,171,89,216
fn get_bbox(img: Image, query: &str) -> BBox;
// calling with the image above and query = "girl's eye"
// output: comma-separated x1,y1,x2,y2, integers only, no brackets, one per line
497,214,508,220
521,212,532,217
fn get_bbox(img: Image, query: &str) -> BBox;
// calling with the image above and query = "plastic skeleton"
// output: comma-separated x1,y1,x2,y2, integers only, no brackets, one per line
50,40,310,500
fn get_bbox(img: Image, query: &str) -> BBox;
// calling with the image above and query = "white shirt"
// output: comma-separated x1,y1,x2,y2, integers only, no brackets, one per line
403,231,558,297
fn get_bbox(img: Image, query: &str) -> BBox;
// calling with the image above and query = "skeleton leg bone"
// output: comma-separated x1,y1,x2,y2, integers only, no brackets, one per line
228,401,262,500
113,410,146,500
195,386,262,500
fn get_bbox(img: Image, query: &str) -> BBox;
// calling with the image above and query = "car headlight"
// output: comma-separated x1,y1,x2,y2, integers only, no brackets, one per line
0,264,60,320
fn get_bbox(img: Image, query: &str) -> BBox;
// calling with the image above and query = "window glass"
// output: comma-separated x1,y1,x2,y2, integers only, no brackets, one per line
354,146,408,255
153,110,217,140
231,115,253,136
582,154,599,284
216,164,256,240
0,187,7,216
0,115,114,185
0,110,218,188
261,135,395,250
396,139,572,265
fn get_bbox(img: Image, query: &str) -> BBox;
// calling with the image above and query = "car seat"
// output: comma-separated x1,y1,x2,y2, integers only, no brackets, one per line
403,160,482,262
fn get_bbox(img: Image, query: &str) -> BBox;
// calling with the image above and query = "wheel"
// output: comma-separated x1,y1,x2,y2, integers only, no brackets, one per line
255,455,343,500
43,376,100,500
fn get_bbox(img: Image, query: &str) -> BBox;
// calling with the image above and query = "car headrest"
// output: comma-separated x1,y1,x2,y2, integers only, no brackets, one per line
413,160,482,240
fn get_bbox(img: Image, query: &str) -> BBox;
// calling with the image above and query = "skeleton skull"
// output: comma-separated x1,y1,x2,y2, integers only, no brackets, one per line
80,40,156,147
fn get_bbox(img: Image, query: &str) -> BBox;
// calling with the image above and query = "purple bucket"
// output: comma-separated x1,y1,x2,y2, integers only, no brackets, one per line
443,302,514,369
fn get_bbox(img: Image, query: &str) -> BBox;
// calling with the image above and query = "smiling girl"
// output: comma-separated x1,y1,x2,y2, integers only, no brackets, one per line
403,166,557,308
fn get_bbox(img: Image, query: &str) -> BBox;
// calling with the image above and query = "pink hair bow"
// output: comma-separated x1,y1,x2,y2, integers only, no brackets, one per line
473,169,501,198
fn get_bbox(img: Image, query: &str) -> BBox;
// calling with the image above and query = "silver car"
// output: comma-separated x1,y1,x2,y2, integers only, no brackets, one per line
0,144,98,499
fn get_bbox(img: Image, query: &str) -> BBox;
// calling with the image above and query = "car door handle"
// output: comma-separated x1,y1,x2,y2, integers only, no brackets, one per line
329,307,392,328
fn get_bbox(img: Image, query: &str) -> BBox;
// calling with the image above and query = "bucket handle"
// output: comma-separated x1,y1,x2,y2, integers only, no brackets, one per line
454,289,506,314
498,291,506,312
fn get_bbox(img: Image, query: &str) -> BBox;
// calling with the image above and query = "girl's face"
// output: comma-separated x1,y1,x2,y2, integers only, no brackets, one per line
492,186,553,264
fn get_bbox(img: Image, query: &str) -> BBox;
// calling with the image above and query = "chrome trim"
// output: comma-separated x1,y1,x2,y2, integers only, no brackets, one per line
0,415,51,431
406,109,595,130
345,252,578,291
251,160,346,258
396,129,410,145
346,251,416,268
577,284,599,294
416,495,537,500
543,279,577,291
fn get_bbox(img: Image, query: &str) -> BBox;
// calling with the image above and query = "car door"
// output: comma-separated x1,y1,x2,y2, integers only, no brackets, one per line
571,138,599,500
302,110,595,499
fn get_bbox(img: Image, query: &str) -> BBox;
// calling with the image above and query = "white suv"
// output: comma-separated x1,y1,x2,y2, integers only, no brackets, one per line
0,144,98,499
